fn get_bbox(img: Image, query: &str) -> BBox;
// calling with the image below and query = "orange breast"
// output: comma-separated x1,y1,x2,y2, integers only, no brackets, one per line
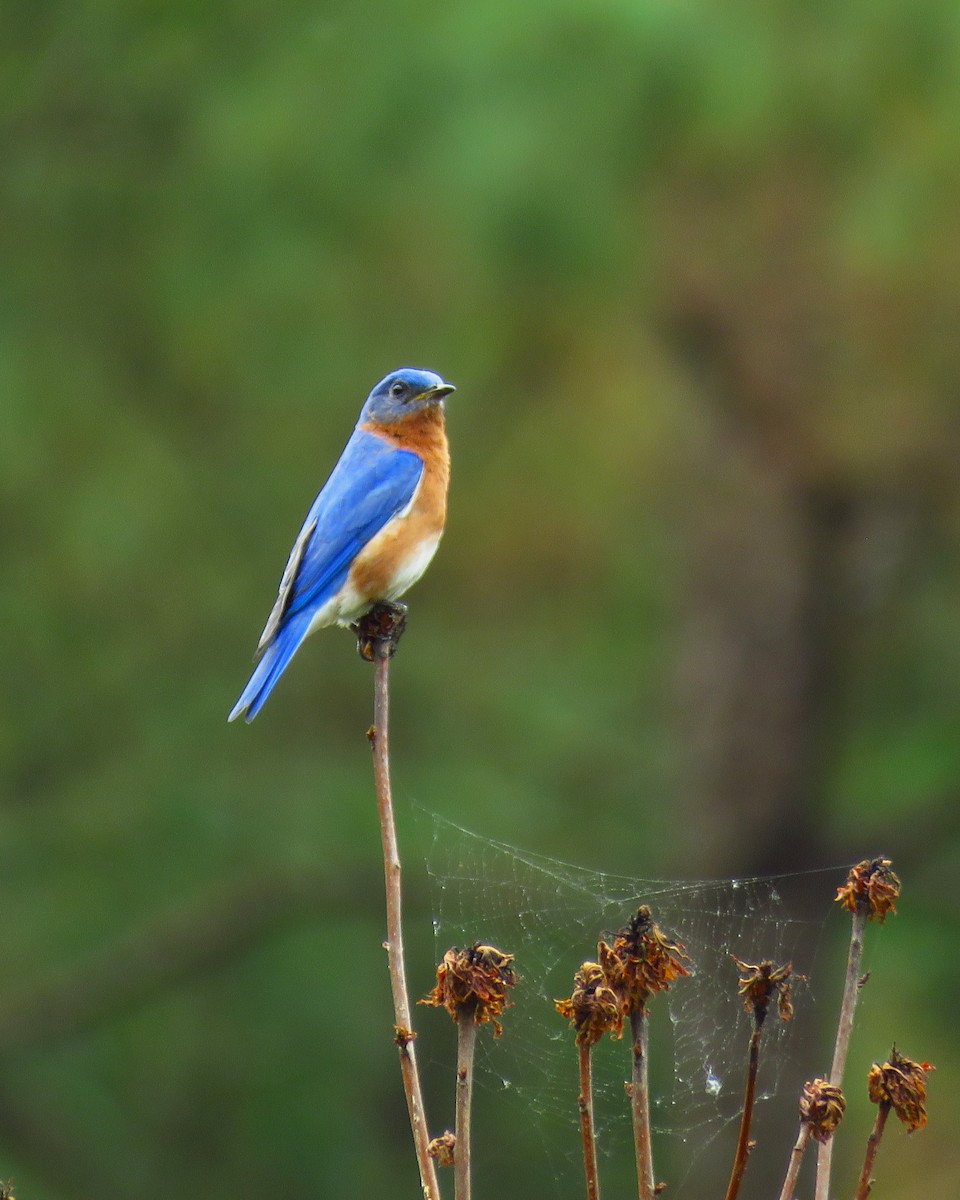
350,407,450,601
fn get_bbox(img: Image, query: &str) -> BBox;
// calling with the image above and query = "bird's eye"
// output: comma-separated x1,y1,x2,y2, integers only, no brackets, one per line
390,381,406,398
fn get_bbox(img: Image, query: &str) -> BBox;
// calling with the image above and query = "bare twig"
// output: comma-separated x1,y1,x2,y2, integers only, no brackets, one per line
830,906,868,1085
555,960,617,1200
455,1008,478,1200
724,1023,762,1200
816,905,866,1200
851,1047,933,1197
853,1046,933,1198
849,1051,936,1200
422,943,516,1199
363,603,440,1200
853,1102,890,1200
578,1042,601,1200
598,907,688,1200
629,1005,656,1200
725,957,796,1200
780,1078,845,1200
818,855,901,1200
777,1122,811,1200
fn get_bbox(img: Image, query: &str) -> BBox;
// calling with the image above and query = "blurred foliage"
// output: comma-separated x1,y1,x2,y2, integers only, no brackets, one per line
1,0,958,1196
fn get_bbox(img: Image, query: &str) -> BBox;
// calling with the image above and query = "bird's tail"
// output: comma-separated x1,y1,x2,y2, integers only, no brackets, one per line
228,612,313,723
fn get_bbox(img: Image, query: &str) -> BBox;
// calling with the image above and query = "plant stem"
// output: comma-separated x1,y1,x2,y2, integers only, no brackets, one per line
578,1042,601,1200
723,1020,763,1200
371,645,441,1200
455,1011,478,1200
853,1103,890,1200
816,907,867,1200
777,1122,811,1200
629,1006,656,1200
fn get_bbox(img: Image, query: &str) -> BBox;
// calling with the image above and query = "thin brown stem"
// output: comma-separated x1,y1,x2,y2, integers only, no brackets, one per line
371,646,441,1200
777,1122,811,1200
629,1006,656,1200
816,907,867,1200
853,1103,890,1200
830,907,868,1083
578,1042,601,1200
723,1022,763,1200
455,1012,478,1200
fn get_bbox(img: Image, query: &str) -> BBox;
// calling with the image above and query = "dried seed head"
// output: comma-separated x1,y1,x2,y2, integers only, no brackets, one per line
427,1131,456,1167
600,906,691,1015
732,957,798,1027
555,960,624,1046
800,1078,846,1143
421,943,516,1035
835,857,901,923
867,1046,934,1132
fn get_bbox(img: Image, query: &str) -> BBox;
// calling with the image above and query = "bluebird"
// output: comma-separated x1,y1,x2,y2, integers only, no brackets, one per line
229,368,454,722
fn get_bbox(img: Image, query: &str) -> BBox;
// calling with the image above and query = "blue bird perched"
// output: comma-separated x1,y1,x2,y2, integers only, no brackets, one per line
229,367,455,723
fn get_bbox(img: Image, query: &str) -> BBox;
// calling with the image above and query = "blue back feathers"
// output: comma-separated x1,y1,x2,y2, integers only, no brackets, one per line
228,430,424,722
284,430,423,621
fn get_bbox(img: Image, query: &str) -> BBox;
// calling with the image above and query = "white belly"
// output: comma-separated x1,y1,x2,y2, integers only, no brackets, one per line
381,529,442,600
305,525,443,633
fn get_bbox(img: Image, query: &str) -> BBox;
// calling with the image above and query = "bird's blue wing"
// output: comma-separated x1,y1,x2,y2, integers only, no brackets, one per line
261,428,424,645
228,429,422,723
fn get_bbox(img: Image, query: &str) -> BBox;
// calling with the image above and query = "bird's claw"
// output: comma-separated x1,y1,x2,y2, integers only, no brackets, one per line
353,602,408,662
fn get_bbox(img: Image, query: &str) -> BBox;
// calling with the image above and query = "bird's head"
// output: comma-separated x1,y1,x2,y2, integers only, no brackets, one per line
362,368,455,424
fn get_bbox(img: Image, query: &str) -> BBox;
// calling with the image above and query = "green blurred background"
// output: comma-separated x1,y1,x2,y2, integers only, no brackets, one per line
2,1,958,1196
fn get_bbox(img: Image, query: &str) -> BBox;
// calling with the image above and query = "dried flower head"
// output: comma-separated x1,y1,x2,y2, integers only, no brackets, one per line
555,960,624,1046
835,857,901,923
427,1131,456,1167
599,906,691,1015
732,957,797,1026
800,1078,846,1143
421,942,516,1035
867,1046,934,1132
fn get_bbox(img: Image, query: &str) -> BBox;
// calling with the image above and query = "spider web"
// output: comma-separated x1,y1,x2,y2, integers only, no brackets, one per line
423,813,842,1196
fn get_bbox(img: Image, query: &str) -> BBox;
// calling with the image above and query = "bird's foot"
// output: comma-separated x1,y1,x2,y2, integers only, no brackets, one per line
352,601,408,662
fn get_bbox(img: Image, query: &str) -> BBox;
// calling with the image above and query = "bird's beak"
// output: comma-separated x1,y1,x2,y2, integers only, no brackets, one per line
416,383,456,403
